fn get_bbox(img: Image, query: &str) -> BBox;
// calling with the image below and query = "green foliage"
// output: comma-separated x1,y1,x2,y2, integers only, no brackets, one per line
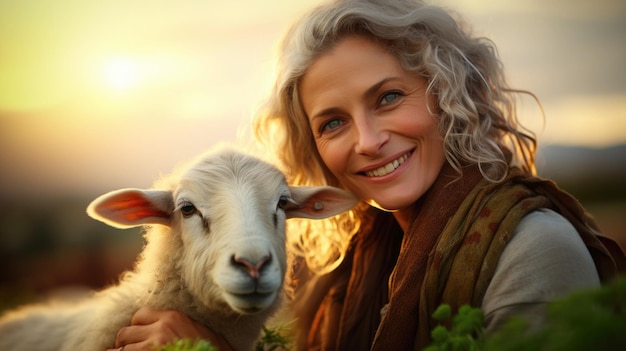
155,339,217,351
153,322,294,351
256,323,293,351
425,275,626,351
424,304,485,351
486,275,626,351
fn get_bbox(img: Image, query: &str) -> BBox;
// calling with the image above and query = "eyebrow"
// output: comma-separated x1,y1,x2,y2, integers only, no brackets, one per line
364,77,397,99
309,107,342,121
309,77,401,121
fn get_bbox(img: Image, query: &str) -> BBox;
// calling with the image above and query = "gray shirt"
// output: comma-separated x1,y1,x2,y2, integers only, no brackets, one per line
482,208,601,332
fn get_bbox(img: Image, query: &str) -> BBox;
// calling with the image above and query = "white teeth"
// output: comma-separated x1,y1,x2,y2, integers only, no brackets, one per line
365,152,410,177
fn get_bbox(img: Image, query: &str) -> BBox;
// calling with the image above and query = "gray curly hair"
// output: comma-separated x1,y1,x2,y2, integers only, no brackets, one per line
254,0,537,273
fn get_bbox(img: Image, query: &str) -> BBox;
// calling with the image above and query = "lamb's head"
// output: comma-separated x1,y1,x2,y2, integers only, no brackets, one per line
87,149,357,315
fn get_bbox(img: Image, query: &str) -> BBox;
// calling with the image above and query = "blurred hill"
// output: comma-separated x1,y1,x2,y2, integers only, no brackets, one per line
536,143,626,204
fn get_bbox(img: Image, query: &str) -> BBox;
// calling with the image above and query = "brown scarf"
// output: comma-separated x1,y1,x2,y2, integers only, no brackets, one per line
292,209,403,350
294,164,626,351
369,162,484,350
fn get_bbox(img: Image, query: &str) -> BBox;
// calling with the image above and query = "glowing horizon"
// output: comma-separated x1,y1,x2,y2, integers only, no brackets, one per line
1,0,624,197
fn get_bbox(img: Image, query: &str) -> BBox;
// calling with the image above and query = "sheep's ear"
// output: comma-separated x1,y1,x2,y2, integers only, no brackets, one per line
87,188,173,229
286,186,358,219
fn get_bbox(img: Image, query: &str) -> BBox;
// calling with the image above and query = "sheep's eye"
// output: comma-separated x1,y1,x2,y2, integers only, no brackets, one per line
277,195,291,210
180,202,197,218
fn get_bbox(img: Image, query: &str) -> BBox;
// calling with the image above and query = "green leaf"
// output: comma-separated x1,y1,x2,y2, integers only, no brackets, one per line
154,339,217,351
431,325,449,343
432,303,452,321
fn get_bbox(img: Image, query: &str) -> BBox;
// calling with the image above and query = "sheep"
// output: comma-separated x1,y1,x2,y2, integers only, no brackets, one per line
0,148,358,351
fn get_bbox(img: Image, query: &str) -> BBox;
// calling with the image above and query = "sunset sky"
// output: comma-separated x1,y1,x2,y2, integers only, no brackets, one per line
1,0,625,199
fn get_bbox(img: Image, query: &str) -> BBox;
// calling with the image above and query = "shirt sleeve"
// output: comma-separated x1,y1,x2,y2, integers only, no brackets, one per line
481,208,600,333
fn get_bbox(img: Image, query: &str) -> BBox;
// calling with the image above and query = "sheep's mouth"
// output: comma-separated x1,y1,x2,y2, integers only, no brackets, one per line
225,291,277,314
229,291,274,299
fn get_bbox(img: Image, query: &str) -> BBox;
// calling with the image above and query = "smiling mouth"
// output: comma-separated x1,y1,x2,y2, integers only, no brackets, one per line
364,151,412,177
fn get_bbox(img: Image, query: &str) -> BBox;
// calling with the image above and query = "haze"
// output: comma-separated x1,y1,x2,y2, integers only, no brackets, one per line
1,0,624,199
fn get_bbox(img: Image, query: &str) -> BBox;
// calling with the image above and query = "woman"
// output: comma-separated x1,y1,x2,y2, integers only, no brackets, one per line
109,0,625,350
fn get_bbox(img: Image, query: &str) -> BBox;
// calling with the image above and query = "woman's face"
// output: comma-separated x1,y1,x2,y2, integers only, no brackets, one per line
300,35,445,219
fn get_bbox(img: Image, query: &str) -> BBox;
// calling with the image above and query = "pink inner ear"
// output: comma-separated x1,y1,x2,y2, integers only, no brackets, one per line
105,195,154,211
122,208,169,222
94,190,170,225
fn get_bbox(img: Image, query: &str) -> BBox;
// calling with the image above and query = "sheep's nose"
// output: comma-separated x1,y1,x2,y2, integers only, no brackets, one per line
231,254,272,279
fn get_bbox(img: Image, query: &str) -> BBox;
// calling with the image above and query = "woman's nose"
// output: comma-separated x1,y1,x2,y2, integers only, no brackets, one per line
354,116,388,155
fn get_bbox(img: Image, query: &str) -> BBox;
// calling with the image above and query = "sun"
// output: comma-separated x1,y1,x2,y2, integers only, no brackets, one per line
102,57,142,91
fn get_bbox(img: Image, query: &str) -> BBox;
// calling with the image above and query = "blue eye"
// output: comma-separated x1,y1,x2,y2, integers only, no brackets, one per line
321,119,343,132
380,91,402,105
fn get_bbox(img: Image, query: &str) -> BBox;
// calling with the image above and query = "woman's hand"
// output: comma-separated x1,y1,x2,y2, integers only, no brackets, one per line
105,307,233,351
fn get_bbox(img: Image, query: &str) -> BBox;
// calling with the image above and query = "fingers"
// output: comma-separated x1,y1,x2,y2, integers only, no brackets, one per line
130,306,165,326
114,325,148,348
105,347,132,351
112,308,235,351
114,322,175,349
107,340,154,351
113,308,209,350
